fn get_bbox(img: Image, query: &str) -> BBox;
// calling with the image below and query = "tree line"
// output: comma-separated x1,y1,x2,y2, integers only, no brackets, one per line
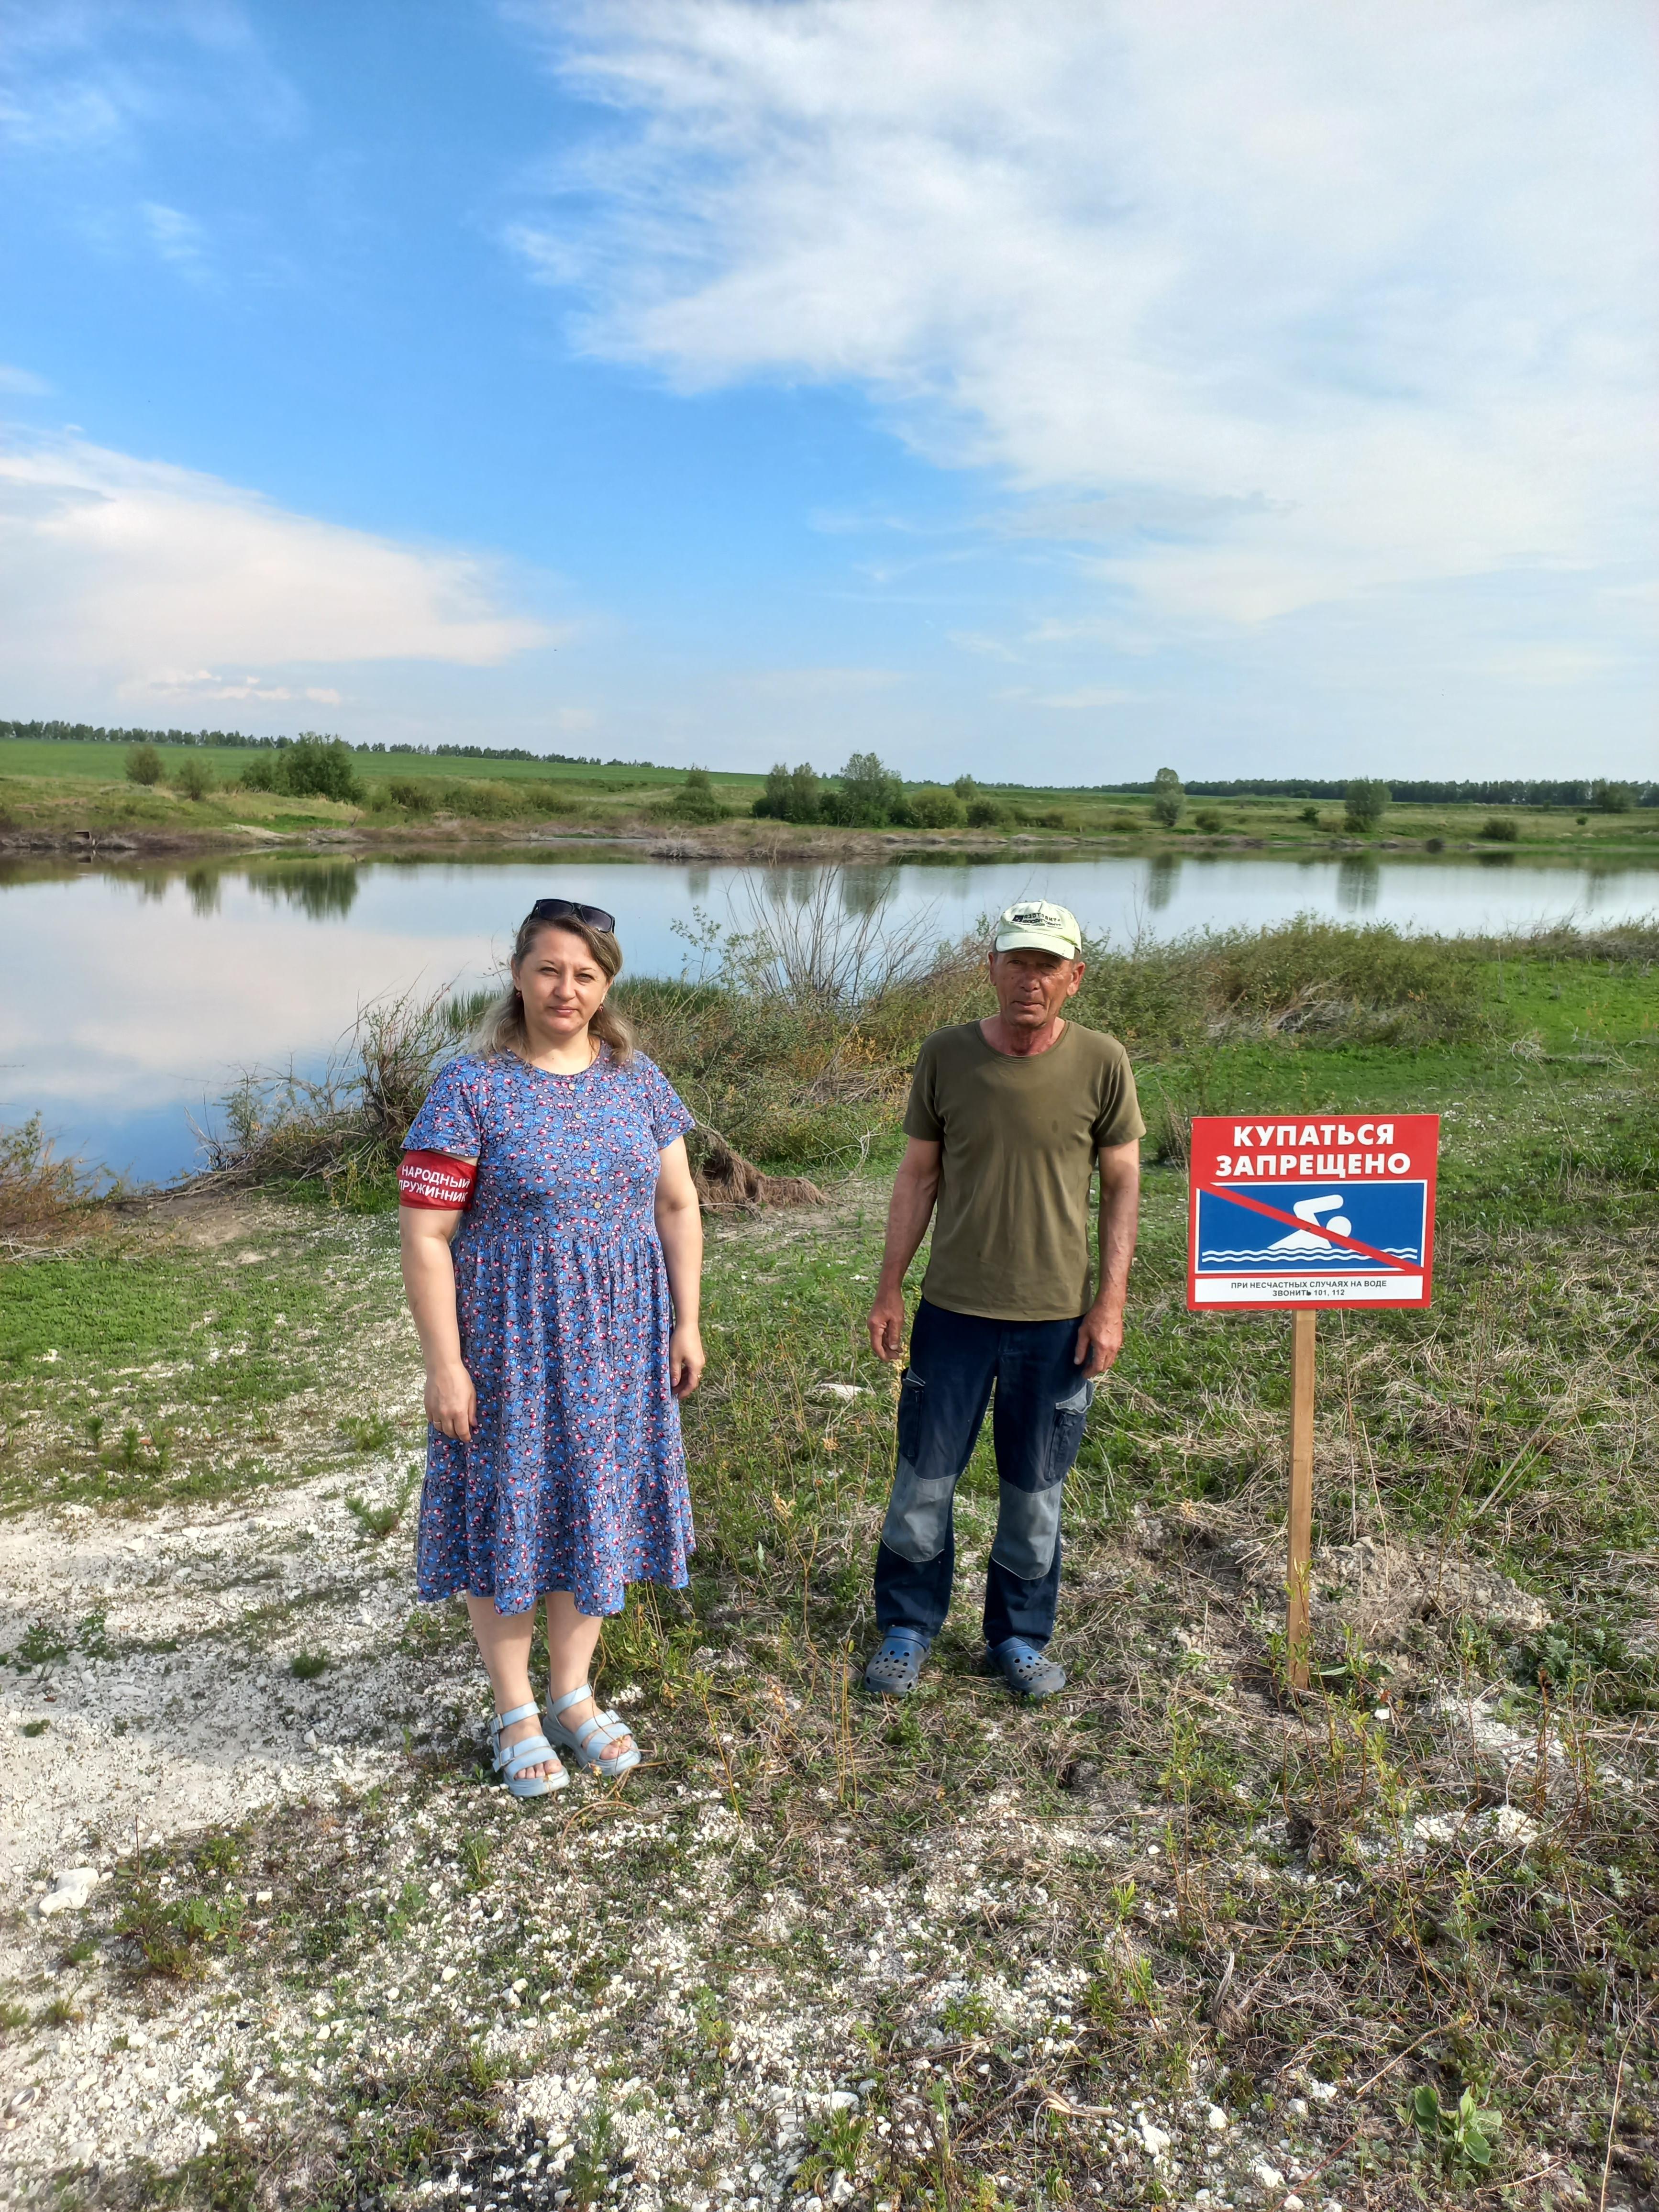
1124,776,1657,808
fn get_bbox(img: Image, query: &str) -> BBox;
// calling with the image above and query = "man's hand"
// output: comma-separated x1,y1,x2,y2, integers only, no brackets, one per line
868,1284,907,1363
426,1360,477,1442
1073,1305,1124,1379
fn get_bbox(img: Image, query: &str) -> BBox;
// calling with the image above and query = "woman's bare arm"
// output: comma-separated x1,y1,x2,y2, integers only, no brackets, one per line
400,1200,477,1441
654,1136,706,1398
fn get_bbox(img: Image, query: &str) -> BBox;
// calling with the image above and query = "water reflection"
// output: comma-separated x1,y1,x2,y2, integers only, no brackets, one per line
1475,850,1517,870
247,861,361,919
184,867,221,918
839,865,892,916
1337,857,1380,912
1144,855,1181,911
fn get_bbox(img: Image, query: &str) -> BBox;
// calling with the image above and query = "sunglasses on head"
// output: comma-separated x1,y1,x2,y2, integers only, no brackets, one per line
530,896,617,934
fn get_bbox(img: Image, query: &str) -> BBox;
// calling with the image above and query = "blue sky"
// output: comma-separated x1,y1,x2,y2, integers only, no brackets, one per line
1,0,1654,781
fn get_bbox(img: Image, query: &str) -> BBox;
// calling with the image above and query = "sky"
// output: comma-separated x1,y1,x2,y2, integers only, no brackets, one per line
1,0,1655,783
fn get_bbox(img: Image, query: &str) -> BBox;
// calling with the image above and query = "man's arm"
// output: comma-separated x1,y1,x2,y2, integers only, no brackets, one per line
1073,1137,1141,1376
867,1136,942,1361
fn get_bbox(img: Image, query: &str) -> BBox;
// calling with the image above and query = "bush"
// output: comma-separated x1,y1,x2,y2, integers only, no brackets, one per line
1150,766,1184,828
126,743,164,786
965,797,1008,828
172,756,214,801
1343,777,1389,831
658,768,728,825
753,762,821,823
1479,814,1519,842
386,778,436,816
236,738,361,804
951,774,978,799
1592,779,1636,814
280,734,362,804
1299,803,1322,826
1193,807,1224,833
831,750,906,827
908,788,965,829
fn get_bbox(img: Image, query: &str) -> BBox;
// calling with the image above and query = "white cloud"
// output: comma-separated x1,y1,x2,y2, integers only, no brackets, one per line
141,199,209,274
0,363,52,396
0,434,556,707
509,0,1658,648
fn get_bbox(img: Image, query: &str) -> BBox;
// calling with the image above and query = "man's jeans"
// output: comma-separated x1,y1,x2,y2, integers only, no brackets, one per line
873,1298,1095,1650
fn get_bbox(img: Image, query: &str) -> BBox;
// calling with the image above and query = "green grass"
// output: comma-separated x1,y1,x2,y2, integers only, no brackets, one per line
6,734,1659,855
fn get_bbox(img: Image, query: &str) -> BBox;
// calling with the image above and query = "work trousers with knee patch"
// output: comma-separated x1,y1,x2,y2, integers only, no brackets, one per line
873,1298,1094,1650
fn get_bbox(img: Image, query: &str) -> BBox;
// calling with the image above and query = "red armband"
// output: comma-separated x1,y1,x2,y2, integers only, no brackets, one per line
398,1150,478,1210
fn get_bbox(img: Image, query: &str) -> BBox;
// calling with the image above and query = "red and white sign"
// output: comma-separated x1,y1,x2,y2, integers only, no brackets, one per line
1187,1114,1439,1311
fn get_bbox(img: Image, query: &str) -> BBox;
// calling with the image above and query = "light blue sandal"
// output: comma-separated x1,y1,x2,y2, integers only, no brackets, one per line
489,1701,569,1798
543,1686,642,1780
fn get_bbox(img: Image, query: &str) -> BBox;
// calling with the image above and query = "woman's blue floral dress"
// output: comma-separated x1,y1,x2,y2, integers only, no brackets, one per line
405,1048,696,1617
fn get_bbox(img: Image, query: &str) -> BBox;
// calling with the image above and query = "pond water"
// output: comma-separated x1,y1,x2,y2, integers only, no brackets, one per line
3,845,1654,1185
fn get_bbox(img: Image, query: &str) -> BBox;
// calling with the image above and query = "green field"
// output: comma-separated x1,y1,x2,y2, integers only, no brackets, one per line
4,735,1659,856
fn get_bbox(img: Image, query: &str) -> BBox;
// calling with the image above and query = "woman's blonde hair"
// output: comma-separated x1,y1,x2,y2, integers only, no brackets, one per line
472,911,635,1065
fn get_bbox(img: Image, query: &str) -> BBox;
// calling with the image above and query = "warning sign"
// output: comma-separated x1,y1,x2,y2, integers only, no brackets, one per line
1187,1115,1439,1311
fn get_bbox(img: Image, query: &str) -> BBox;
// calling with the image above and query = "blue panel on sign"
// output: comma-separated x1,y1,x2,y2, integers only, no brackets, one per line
1196,1183,1427,1272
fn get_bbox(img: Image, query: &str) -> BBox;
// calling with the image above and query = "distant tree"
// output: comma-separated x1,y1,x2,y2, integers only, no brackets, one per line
753,761,821,823
173,756,214,801
832,751,906,827
278,734,363,804
661,767,726,824
1592,779,1635,814
909,787,965,829
126,743,164,786
1149,766,1184,828
1343,778,1389,831
951,774,978,799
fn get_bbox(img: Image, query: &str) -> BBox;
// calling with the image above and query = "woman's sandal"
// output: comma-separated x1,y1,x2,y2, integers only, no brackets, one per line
488,1701,570,1798
543,1686,642,1780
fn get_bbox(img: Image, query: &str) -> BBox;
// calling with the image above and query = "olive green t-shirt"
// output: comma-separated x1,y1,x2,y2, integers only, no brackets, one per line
902,1021,1145,1322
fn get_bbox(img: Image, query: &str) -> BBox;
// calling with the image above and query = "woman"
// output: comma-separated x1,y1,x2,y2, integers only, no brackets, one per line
399,896,704,1795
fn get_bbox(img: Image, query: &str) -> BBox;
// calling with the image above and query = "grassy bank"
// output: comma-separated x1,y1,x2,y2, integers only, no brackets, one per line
1,920,1656,2210
5,737,1659,862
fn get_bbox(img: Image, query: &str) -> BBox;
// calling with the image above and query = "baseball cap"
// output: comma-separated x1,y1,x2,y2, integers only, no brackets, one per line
993,899,1083,959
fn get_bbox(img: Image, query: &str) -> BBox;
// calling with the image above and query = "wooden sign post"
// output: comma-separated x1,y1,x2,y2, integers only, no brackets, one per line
1186,1116,1440,1691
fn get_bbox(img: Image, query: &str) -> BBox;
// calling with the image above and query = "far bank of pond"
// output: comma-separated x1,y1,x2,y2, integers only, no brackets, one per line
3,843,1656,1185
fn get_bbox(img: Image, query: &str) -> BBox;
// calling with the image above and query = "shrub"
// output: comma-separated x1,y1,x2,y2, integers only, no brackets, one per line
1150,766,1184,828
280,734,363,804
830,750,906,827
1343,777,1389,831
753,762,821,823
1479,814,1519,842
172,756,214,801
236,738,361,803
659,768,728,825
951,774,978,798
1299,803,1322,826
384,778,435,815
1193,807,1224,833
126,743,164,786
909,788,965,829
965,797,1008,828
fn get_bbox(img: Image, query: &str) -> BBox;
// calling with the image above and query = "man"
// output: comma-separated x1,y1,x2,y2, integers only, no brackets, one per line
863,899,1143,1700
